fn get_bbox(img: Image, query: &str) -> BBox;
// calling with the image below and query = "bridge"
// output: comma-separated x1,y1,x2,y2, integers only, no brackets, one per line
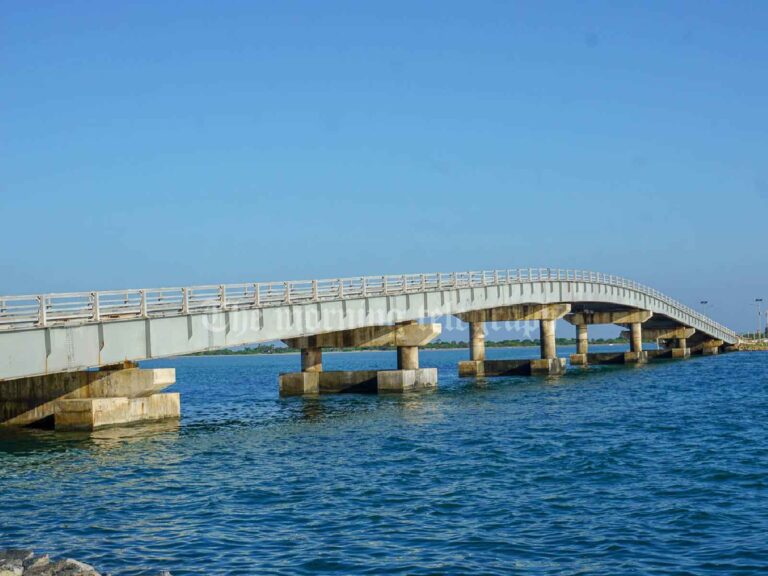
0,268,739,431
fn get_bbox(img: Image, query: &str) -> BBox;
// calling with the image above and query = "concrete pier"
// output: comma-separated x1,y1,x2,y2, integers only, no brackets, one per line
279,323,440,395
565,308,652,366
0,365,179,430
457,304,570,377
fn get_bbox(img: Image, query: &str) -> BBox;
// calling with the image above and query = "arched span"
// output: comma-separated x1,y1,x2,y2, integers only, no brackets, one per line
0,269,738,381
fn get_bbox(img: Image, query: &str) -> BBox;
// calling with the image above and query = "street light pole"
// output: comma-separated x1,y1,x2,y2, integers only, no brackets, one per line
757,298,764,340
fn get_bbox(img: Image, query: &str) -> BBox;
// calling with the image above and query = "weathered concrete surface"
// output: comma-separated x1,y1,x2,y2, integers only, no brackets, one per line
576,324,589,354
456,303,571,323
565,309,653,326
581,351,648,365
396,345,419,370
54,392,180,431
283,323,441,349
279,372,320,396
279,370,377,395
540,319,557,359
690,340,724,356
0,368,175,427
469,322,485,361
531,358,567,375
279,369,437,395
459,358,565,377
626,327,696,341
570,353,588,366
301,347,322,372
646,348,691,360
377,368,437,392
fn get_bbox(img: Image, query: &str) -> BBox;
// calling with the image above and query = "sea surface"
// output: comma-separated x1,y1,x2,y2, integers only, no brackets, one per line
1,346,767,575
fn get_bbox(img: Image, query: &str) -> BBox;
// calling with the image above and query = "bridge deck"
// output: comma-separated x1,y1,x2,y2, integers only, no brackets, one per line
0,269,738,381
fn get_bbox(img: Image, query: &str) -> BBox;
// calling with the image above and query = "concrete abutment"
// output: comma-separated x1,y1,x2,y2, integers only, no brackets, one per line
0,367,179,430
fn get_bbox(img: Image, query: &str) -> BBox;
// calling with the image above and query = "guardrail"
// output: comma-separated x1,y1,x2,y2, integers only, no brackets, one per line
0,269,737,340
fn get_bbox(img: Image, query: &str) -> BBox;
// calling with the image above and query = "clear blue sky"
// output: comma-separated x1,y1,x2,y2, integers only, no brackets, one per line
1,1,766,333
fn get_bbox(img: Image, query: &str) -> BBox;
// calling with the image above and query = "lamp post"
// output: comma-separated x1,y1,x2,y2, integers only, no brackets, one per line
757,298,764,340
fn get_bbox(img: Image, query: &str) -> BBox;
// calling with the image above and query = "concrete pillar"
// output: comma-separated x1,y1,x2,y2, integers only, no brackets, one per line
678,337,687,349
576,324,589,355
540,319,557,360
469,322,486,361
397,346,419,370
630,322,643,353
301,347,322,372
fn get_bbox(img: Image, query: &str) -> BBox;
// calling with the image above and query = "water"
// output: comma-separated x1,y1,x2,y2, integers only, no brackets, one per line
1,347,767,575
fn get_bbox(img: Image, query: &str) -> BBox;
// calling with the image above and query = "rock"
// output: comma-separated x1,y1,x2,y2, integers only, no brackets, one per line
0,549,33,576
23,555,50,571
49,559,101,575
0,551,34,564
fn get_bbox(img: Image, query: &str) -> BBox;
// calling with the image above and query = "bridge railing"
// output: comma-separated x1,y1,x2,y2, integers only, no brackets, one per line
0,269,737,340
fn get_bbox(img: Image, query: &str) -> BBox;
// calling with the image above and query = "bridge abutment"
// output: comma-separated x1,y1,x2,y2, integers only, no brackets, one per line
0,366,179,430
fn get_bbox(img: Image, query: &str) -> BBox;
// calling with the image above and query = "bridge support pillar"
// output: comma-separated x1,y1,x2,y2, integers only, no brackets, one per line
534,319,565,375
469,322,486,361
397,346,419,370
623,322,648,364
570,324,589,366
301,347,323,372
671,337,691,359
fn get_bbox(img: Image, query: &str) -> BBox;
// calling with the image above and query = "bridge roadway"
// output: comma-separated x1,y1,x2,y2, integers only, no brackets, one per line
0,269,739,430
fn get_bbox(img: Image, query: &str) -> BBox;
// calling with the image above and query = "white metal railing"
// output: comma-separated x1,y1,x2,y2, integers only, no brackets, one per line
0,269,737,340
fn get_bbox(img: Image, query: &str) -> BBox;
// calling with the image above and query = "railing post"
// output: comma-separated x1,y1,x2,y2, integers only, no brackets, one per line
338,279,344,298
139,290,148,318
220,285,228,310
38,295,47,327
284,282,291,304
253,283,260,307
182,288,189,314
493,270,499,285
383,275,388,296
420,274,426,291
311,280,318,301
401,274,407,293
92,291,100,322
362,277,368,297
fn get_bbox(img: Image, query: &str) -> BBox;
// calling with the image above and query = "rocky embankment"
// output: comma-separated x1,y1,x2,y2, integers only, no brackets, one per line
0,550,171,576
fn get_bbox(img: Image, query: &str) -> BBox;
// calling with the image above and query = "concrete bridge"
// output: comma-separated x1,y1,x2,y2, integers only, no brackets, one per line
0,268,739,430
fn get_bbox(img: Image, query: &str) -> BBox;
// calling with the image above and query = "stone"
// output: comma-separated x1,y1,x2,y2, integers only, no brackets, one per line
49,558,100,575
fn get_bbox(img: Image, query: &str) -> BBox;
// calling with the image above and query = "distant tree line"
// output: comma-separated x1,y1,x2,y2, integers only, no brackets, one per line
190,337,632,356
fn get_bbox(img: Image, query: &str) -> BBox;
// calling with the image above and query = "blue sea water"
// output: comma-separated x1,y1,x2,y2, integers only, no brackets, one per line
1,347,767,575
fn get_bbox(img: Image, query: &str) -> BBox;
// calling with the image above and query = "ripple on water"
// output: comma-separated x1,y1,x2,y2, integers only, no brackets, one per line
1,349,767,575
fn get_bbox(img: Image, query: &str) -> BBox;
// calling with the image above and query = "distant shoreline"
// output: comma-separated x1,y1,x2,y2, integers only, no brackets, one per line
179,342,628,358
